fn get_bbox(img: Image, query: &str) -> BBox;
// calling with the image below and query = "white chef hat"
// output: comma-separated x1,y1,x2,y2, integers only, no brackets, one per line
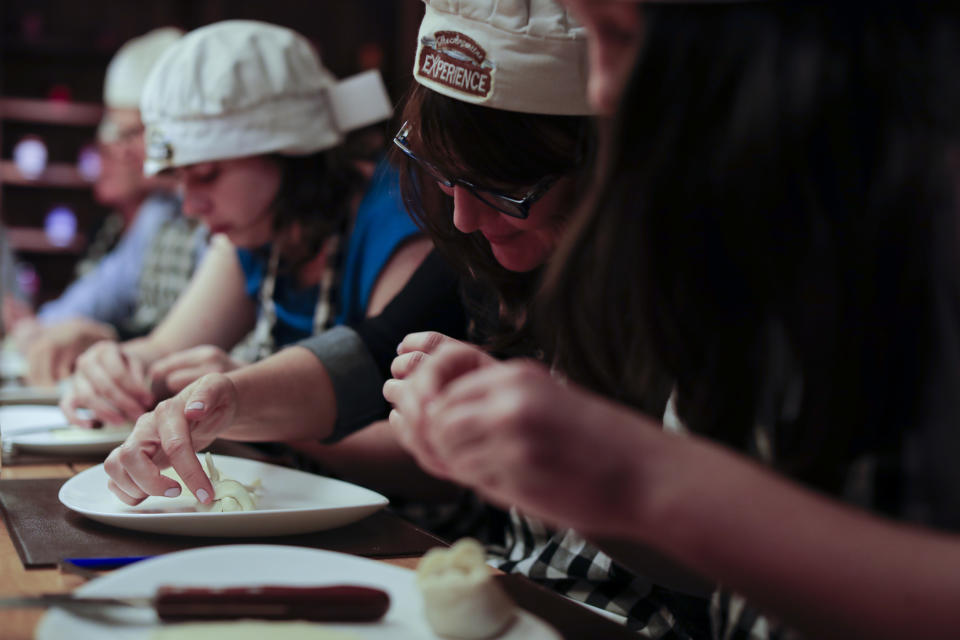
413,0,592,115
141,20,393,176
104,27,184,109
98,27,183,143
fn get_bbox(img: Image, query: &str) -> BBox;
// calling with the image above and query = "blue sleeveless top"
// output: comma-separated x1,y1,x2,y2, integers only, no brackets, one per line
236,161,420,349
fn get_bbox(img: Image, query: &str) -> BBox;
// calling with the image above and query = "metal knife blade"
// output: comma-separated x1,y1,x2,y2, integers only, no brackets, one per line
0,593,152,610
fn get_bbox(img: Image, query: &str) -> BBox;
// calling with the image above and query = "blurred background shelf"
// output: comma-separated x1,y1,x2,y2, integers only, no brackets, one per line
4,226,86,254
0,160,94,189
0,98,103,127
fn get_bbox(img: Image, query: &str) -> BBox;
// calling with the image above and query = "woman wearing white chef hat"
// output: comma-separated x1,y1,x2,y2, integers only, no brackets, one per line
381,0,712,636
62,20,431,429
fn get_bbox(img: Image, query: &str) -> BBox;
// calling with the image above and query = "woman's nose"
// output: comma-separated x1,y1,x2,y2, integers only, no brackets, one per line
180,187,210,218
452,186,494,234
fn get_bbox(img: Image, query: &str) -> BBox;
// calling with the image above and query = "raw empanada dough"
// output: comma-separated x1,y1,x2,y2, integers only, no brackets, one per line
195,452,261,512
417,538,517,639
152,621,362,640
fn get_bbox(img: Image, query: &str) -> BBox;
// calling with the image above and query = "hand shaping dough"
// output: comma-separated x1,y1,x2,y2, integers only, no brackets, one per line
196,452,261,512
417,538,517,639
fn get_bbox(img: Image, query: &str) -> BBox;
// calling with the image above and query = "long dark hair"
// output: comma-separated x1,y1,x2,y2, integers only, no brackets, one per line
542,2,960,495
269,141,366,269
394,84,591,352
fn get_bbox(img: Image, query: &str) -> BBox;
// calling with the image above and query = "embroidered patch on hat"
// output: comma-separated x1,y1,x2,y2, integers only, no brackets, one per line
416,31,495,100
146,127,174,163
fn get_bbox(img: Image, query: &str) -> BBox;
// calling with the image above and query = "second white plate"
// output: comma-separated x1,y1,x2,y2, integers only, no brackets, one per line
0,404,130,455
36,545,561,640
59,454,389,537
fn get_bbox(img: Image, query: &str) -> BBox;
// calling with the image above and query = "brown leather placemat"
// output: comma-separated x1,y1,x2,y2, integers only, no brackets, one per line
0,478,447,568
499,574,642,640
1,449,107,467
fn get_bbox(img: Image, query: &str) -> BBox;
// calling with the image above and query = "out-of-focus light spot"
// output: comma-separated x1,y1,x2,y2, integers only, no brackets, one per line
16,263,39,298
77,144,101,181
47,84,72,102
358,43,383,70
13,136,48,179
44,206,77,248
21,12,44,41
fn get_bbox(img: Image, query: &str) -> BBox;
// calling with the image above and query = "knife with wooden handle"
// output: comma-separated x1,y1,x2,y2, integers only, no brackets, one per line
0,585,391,622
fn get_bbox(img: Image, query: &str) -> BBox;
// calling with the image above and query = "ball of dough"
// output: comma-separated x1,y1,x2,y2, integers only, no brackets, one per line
417,538,517,639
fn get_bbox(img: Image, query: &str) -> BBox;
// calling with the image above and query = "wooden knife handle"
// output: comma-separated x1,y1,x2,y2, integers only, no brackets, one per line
155,585,390,622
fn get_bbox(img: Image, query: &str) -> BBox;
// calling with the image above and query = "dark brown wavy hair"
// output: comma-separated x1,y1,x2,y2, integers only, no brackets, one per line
392,84,592,352
542,1,960,499
268,132,369,270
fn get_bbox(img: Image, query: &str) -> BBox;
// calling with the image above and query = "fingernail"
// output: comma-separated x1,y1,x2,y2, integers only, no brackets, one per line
164,487,181,498
186,401,205,411
75,408,94,420
196,488,210,503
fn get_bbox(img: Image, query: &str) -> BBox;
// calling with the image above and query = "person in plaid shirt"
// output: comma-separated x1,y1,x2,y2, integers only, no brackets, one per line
7,28,184,385
392,2,960,639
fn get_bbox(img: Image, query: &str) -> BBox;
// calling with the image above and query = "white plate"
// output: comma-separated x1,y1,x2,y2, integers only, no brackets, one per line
0,383,63,405
36,545,561,640
59,454,389,537
0,404,66,429
0,404,130,455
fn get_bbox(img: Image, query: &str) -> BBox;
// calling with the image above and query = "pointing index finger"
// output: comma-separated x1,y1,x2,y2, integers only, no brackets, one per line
154,408,214,504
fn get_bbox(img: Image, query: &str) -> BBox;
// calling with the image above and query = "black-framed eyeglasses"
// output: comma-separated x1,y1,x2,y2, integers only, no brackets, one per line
393,121,559,220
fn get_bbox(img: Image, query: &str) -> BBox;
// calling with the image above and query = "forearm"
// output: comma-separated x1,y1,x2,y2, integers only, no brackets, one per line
641,433,960,639
223,346,337,441
120,336,170,367
37,269,127,325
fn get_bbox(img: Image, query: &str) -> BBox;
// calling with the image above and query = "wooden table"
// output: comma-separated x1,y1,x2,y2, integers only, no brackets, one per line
0,446,641,640
0,461,420,640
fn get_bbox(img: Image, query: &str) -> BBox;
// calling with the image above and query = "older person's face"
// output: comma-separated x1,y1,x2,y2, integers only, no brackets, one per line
562,0,644,114
94,108,147,209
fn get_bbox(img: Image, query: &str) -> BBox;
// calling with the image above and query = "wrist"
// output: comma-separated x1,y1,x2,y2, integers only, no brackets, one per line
122,338,162,367
573,391,678,540
617,412,718,560
621,416,680,541
224,367,256,427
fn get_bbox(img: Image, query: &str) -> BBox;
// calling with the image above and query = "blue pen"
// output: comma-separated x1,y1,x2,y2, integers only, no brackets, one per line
62,555,155,570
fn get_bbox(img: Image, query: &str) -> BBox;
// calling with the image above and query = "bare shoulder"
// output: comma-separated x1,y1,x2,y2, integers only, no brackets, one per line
366,236,434,317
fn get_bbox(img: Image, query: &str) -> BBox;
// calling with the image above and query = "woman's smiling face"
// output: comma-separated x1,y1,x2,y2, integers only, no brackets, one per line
442,177,574,273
